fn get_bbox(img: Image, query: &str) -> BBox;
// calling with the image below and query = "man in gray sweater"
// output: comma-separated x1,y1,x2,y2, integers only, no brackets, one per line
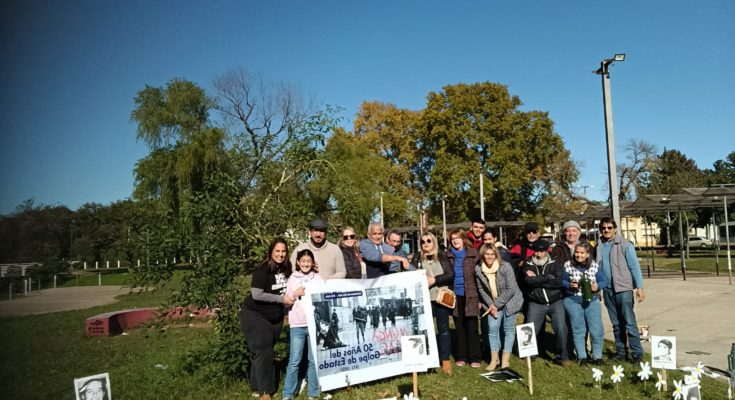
291,218,346,280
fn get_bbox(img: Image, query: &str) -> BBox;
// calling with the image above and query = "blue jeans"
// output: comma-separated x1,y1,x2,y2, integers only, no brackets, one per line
525,300,569,360
563,297,604,360
282,327,320,398
603,289,643,358
431,301,452,361
484,308,517,353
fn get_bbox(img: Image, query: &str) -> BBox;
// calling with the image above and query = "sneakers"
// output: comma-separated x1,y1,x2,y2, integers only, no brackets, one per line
591,358,605,366
609,354,626,362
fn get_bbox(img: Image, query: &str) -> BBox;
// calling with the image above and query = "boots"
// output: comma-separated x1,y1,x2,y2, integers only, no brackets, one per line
501,351,511,369
485,352,500,371
441,359,453,376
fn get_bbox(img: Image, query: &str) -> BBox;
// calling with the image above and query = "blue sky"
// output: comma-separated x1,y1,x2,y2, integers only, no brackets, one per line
1,1,734,214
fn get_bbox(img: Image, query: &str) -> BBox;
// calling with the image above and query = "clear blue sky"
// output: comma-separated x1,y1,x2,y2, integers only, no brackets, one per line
1,1,734,214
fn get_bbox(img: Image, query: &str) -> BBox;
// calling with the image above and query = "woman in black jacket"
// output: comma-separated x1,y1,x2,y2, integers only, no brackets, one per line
410,232,454,375
339,226,364,279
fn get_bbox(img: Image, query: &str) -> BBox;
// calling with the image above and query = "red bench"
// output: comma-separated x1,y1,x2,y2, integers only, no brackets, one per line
85,308,159,336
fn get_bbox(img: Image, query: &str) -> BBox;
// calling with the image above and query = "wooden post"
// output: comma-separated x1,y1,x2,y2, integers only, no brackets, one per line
54,274,57,288
412,371,418,397
98,273,102,286
662,369,667,392
527,356,533,395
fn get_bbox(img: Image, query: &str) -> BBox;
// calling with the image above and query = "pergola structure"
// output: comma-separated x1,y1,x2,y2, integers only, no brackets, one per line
554,186,734,283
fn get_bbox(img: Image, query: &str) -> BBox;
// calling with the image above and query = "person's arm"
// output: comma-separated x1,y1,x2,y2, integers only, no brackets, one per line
541,263,563,289
493,264,519,309
624,242,645,302
360,240,383,262
523,264,549,287
561,264,572,290
594,266,606,292
331,245,347,279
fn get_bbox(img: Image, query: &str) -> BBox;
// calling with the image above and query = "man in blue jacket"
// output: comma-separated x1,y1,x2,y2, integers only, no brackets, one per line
596,217,645,362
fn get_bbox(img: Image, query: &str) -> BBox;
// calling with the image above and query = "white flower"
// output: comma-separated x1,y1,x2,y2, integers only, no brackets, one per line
672,379,683,400
690,361,705,380
637,361,652,381
611,365,625,383
403,393,415,400
655,372,666,392
592,367,603,382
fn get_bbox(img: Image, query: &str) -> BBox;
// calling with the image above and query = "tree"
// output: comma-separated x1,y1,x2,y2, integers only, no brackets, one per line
617,139,658,201
708,151,735,185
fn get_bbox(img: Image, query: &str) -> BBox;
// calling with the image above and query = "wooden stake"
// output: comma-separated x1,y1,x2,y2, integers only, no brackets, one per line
412,371,418,397
527,356,533,395
662,369,668,392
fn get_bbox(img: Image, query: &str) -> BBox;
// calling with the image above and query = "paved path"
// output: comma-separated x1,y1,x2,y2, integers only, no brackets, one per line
0,286,127,318
601,273,735,371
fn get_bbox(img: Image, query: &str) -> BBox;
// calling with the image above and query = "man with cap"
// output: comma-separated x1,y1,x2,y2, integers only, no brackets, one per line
550,220,594,269
521,239,571,366
291,218,346,280
510,221,541,268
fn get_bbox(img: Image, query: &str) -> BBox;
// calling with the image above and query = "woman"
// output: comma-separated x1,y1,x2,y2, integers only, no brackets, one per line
409,232,454,375
339,226,364,279
282,249,322,400
561,242,606,366
475,244,524,371
445,228,481,368
239,238,300,400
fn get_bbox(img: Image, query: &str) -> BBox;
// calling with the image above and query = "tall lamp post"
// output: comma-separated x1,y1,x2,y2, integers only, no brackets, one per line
442,195,448,249
595,53,626,223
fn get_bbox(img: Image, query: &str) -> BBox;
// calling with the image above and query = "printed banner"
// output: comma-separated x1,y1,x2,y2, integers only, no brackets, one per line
302,270,439,391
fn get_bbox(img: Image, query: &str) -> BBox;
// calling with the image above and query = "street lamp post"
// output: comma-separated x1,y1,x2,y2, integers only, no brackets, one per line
595,53,626,224
380,192,384,226
442,195,448,249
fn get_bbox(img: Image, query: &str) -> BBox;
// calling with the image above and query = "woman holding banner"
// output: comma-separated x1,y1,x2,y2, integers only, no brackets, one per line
475,244,524,371
239,238,299,400
446,228,482,368
410,232,454,375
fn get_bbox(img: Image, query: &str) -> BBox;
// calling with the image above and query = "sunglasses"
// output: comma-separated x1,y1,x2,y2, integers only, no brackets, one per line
420,239,432,244
601,226,615,231
342,234,356,240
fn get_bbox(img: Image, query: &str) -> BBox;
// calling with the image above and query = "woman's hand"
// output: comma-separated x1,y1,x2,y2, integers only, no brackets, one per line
591,282,599,292
570,281,579,289
489,304,498,318
283,294,295,305
427,276,436,287
294,286,306,299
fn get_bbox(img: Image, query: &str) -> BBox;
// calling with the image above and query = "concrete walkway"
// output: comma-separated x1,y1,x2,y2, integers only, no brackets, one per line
0,286,127,318
601,273,735,371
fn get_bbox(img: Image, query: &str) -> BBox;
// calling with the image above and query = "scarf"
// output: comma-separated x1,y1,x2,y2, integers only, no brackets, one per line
481,259,500,299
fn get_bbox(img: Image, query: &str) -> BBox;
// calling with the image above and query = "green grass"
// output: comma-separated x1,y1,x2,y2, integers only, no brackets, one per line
636,250,733,274
1,282,729,399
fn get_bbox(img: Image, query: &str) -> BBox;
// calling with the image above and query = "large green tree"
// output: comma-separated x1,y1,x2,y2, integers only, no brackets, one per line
323,84,579,226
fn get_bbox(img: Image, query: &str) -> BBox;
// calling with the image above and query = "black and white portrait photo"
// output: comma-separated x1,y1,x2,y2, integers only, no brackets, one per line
73,373,111,400
516,323,538,358
683,383,701,400
651,335,677,370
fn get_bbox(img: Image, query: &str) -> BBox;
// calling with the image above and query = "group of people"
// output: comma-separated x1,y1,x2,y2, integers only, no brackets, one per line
237,216,645,400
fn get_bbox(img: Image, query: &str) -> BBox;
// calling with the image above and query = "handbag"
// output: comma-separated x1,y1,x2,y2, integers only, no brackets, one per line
435,287,456,309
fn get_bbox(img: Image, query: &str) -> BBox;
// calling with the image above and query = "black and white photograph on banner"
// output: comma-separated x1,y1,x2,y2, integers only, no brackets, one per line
651,335,677,370
683,383,702,400
303,270,439,391
516,323,538,358
73,373,111,400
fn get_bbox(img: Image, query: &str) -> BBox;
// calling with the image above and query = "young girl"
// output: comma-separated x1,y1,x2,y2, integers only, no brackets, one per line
282,249,323,400
562,242,607,365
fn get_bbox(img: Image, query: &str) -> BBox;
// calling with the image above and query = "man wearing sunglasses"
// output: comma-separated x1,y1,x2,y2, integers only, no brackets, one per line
510,222,542,268
291,218,346,280
596,217,645,362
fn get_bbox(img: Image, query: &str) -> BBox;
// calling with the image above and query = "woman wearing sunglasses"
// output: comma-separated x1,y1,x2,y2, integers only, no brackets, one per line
410,232,454,375
339,226,365,279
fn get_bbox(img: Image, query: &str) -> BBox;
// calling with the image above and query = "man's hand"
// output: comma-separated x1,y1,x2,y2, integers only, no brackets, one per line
401,258,410,270
526,270,536,278
635,288,645,303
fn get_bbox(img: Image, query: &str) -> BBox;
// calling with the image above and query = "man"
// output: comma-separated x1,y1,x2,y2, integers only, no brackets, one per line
550,220,588,266
510,222,541,268
78,378,107,400
467,218,486,250
291,218,346,280
386,230,408,273
596,217,645,362
360,222,409,278
482,228,512,263
522,239,570,366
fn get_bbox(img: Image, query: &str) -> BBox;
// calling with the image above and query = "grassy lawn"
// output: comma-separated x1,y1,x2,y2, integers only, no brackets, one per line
1,281,729,399
636,249,733,274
